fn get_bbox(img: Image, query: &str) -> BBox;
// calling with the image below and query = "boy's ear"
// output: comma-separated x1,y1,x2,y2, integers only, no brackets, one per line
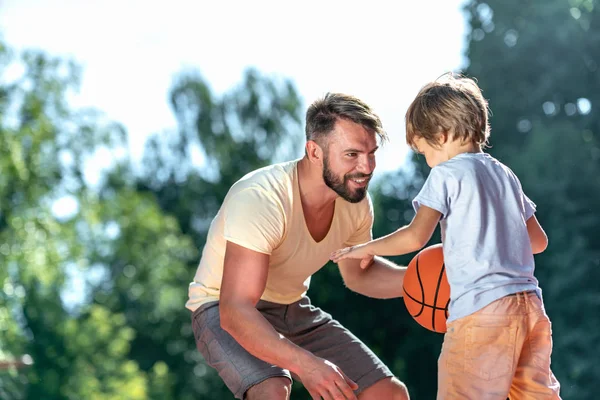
440,131,450,144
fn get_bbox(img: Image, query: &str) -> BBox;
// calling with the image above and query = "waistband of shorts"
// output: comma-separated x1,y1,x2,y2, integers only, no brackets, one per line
505,289,537,297
191,300,219,318
191,296,313,320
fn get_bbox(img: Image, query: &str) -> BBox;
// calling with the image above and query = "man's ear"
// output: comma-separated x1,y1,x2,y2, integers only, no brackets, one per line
306,140,324,164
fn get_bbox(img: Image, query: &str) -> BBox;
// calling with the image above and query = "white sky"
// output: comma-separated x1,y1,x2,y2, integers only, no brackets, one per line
0,0,469,173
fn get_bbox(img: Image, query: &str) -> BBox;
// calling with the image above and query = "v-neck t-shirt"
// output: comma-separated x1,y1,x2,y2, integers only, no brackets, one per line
186,159,373,310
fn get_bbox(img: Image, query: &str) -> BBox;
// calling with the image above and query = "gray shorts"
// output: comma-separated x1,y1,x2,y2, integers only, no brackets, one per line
191,296,394,399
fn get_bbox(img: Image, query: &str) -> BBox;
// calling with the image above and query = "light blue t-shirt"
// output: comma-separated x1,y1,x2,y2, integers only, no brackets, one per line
412,152,541,323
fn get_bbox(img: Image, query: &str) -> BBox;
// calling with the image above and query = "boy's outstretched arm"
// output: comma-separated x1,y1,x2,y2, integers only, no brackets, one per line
330,205,442,262
526,214,548,254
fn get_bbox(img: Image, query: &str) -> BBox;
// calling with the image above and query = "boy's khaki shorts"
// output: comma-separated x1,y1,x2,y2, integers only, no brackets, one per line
191,296,394,399
438,291,561,400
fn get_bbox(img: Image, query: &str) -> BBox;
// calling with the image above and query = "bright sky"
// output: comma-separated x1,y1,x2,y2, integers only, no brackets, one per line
0,0,469,173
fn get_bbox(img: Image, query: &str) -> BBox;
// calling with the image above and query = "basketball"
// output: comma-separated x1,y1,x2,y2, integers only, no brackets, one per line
402,244,450,333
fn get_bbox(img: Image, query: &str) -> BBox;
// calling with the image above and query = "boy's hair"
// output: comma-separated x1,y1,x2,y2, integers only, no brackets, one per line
405,73,490,151
306,92,388,147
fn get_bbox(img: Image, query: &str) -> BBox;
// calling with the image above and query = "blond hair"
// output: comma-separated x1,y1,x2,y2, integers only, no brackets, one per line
405,73,490,151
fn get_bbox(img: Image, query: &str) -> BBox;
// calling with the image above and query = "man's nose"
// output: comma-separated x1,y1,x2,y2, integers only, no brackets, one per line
356,155,376,174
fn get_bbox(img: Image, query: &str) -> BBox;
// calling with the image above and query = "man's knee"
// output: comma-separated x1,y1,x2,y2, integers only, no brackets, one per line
245,377,292,400
391,379,410,400
358,377,410,400
384,378,410,400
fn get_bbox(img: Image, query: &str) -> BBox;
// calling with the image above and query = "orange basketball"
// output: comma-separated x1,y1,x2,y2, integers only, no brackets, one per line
402,244,450,333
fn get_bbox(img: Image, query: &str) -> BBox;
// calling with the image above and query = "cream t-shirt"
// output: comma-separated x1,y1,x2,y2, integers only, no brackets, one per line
186,159,374,311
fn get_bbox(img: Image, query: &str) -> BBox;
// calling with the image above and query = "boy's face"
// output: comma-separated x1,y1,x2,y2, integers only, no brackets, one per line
414,136,446,168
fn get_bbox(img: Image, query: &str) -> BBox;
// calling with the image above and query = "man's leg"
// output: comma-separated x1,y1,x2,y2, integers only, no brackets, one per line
282,297,409,399
191,302,292,399
245,377,292,400
358,377,409,400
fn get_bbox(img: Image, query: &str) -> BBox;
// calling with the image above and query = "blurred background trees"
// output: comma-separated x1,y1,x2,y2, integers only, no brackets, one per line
1,0,599,398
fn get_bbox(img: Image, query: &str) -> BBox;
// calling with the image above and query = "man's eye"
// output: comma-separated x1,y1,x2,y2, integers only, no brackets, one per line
346,153,357,157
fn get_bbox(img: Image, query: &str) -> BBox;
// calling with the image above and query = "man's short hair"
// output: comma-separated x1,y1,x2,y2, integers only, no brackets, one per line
305,93,387,147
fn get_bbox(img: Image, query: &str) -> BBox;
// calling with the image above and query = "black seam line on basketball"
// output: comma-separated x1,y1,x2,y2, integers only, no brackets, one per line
444,298,450,319
431,261,445,331
414,254,426,317
404,290,448,311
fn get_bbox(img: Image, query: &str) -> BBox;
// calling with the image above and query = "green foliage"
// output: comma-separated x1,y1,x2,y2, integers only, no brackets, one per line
0,41,196,399
60,306,147,400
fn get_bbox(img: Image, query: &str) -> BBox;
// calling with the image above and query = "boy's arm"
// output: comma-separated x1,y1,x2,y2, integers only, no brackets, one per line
331,205,442,262
526,214,548,254
366,205,441,256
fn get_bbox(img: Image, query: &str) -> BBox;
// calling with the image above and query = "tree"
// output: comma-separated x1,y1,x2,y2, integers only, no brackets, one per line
0,39,197,399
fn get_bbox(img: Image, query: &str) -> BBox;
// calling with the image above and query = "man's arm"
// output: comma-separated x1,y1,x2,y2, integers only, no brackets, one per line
219,241,303,369
338,256,406,298
219,241,358,400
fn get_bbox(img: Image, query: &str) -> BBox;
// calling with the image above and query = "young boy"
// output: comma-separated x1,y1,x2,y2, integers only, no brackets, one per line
330,73,561,399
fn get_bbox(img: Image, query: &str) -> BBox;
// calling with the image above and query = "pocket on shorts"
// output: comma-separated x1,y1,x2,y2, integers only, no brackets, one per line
191,305,221,358
465,324,516,381
529,318,553,370
440,320,465,371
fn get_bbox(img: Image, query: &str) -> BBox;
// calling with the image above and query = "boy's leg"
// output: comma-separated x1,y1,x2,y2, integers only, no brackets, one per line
437,296,524,400
508,293,561,399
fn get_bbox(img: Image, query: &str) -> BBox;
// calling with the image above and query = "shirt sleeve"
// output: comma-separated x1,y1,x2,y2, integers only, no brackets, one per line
223,188,285,255
523,193,537,220
344,193,374,246
510,167,537,220
412,167,450,218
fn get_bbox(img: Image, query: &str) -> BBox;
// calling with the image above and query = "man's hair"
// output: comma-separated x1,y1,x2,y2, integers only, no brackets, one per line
305,92,387,146
405,73,490,151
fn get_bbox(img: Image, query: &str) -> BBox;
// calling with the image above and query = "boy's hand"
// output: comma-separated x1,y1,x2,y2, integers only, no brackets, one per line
330,244,373,266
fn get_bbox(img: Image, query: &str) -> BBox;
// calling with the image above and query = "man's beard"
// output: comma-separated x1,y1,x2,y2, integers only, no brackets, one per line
322,155,371,203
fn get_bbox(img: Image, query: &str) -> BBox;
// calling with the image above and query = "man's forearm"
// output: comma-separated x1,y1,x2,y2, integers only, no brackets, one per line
346,256,407,299
220,303,312,375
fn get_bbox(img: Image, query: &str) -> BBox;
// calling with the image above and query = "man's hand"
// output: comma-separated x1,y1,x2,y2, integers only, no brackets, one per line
358,254,374,270
297,357,359,400
330,243,373,268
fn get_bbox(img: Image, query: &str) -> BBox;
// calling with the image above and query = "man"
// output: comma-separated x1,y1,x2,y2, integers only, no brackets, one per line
187,93,410,400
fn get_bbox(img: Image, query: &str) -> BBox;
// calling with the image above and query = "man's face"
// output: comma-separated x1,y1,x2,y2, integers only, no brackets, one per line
321,119,378,203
